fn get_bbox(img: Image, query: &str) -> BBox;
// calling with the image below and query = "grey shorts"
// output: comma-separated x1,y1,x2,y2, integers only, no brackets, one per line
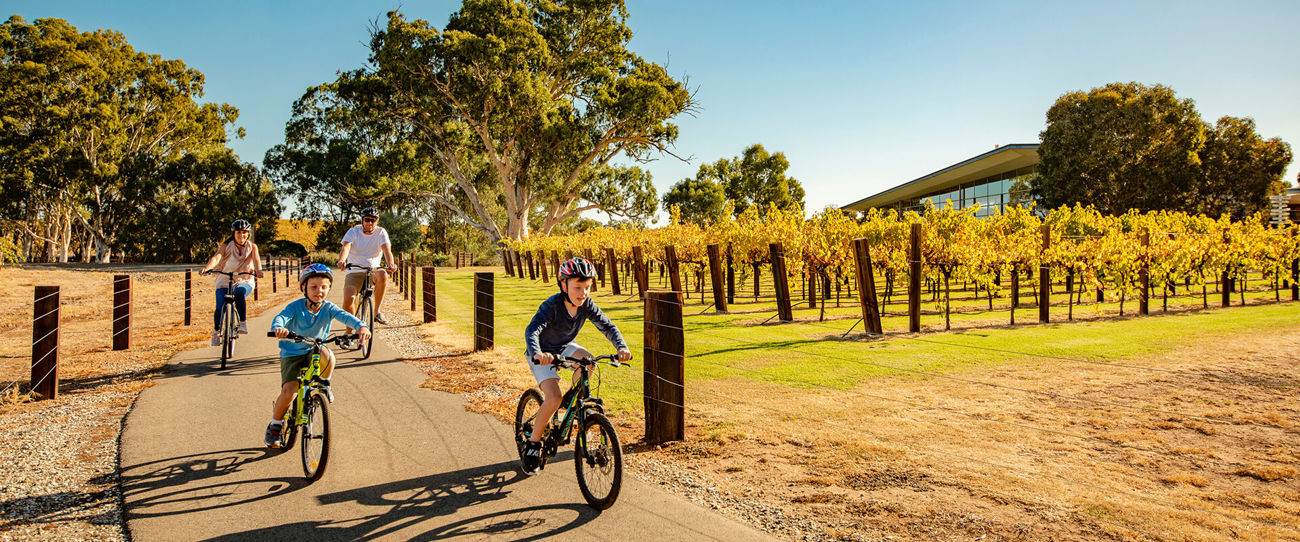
527,343,588,385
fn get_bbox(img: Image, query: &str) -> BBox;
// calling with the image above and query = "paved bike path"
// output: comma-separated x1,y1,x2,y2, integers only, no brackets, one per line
120,289,774,541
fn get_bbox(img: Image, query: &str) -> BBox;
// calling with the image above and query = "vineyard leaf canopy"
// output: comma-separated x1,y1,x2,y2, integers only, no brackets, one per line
335,0,693,243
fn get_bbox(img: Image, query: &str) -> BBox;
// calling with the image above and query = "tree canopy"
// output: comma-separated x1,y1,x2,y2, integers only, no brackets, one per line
1034,81,1291,218
662,144,805,224
329,1,692,243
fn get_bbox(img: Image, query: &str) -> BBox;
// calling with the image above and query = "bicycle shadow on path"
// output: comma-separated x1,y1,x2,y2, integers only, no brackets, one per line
197,458,600,542
121,447,305,520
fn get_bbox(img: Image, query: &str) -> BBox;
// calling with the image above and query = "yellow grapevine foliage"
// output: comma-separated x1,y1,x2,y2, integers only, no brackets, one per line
507,202,1298,300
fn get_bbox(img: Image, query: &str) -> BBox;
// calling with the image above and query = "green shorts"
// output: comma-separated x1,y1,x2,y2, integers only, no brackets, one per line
280,352,313,384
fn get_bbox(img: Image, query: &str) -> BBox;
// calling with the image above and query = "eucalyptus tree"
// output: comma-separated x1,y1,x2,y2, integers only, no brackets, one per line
665,144,804,222
1196,116,1292,219
335,1,692,243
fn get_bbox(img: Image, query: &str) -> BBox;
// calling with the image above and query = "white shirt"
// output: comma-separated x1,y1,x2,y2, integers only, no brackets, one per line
342,225,391,272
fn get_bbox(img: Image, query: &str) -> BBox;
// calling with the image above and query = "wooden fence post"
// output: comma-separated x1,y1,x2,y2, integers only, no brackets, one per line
184,269,193,326
707,244,727,312
253,269,259,301
284,258,290,288
605,247,621,295
664,245,683,302
633,245,648,299
423,267,437,323
474,272,493,351
1291,229,1298,301
644,290,685,445
271,260,277,293
1139,228,1150,315
852,238,883,334
909,223,921,332
113,275,132,351
410,262,418,313
1040,224,1051,323
584,248,597,292
526,251,537,281
32,286,60,401
514,250,525,279
769,243,794,322
726,244,735,306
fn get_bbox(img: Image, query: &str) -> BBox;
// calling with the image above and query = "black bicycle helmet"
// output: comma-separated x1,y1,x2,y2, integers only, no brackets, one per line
360,207,379,219
231,219,252,231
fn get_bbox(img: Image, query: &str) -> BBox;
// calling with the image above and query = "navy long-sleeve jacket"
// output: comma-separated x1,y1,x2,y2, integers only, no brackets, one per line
524,293,627,359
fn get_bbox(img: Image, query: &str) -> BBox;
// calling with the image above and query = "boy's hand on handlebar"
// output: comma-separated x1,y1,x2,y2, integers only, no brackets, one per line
533,352,554,366
273,328,290,339
617,349,632,362
358,326,372,344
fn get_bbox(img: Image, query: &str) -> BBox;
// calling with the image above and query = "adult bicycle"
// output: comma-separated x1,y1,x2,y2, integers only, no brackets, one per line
201,270,253,369
345,263,379,359
265,331,356,481
514,354,627,509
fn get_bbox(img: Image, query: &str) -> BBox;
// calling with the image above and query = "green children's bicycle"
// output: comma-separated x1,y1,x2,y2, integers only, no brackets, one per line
514,354,627,510
265,331,355,481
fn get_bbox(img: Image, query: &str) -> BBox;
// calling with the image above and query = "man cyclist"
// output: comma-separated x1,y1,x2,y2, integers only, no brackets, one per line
338,208,397,339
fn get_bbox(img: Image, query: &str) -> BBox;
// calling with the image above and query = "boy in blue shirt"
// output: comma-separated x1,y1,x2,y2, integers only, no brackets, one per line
265,263,371,447
522,257,632,473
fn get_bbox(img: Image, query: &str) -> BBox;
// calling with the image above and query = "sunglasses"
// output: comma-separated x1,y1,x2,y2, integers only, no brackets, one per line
363,218,377,223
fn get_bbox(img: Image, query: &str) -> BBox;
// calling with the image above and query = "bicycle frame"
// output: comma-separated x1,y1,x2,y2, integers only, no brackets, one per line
535,357,615,454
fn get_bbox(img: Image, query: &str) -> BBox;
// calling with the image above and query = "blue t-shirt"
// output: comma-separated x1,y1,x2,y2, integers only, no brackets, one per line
524,293,627,359
270,299,365,357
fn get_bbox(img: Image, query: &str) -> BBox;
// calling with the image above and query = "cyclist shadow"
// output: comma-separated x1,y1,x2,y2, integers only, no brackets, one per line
201,457,601,541
121,447,307,519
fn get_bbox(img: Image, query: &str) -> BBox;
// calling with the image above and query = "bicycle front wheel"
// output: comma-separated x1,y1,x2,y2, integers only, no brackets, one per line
514,389,543,462
301,392,330,481
574,412,623,510
357,297,375,360
220,303,236,369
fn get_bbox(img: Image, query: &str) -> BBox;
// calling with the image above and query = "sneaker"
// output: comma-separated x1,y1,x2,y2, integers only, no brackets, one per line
210,331,221,346
522,441,543,474
265,422,284,448
237,322,248,334
374,312,388,325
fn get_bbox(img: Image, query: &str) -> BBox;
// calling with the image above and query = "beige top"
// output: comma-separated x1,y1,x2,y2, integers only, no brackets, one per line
214,240,258,288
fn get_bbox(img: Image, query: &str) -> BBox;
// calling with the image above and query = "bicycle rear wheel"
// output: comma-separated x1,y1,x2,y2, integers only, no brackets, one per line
574,412,623,510
357,296,375,359
220,303,235,369
301,392,330,481
514,389,543,463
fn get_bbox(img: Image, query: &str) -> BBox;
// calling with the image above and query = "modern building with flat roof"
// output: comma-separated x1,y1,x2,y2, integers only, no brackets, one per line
841,143,1039,217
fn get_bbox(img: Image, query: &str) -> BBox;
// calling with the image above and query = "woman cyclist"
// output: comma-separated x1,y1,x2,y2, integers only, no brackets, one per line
199,219,264,346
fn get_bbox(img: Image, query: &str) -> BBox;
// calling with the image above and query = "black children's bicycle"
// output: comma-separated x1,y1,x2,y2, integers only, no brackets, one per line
345,263,378,359
514,354,627,509
265,331,356,481
201,270,254,369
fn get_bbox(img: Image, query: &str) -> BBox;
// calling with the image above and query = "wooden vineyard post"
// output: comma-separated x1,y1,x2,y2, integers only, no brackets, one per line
633,245,648,299
1139,228,1150,316
1010,265,1020,310
526,251,537,281
184,269,193,326
852,238,884,334
644,291,685,445
550,251,561,280
474,272,493,351
1039,224,1051,323
32,286,60,401
422,267,437,323
113,275,132,351
909,223,921,333
1222,270,1232,307
707,244,727,312
725,244,735,306
584,248,598,292
503,249,513,277
769,243,794,322
664,245,683,302
605,247,621,295
538,250,548,282
515,250,525,280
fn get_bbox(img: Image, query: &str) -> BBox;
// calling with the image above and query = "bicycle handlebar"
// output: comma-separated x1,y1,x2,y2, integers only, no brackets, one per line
545,354,629,369
267,331,360,346
202,270,255,277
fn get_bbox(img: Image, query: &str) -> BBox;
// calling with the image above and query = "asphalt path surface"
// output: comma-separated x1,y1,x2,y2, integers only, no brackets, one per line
120,287,773,541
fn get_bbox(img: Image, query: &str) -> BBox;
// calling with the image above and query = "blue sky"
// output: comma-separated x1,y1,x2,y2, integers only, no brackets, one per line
10,1,1300,220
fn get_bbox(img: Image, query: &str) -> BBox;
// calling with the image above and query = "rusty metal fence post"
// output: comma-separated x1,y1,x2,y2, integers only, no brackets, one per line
113,275,132,350
32,286,60,401
644,290,684,445
474,272,493,351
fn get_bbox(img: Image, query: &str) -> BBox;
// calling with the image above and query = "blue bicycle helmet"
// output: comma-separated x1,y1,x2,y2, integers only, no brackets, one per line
298,263,333,287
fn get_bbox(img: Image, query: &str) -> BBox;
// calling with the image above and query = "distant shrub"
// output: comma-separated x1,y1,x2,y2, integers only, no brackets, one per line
264,240,307,257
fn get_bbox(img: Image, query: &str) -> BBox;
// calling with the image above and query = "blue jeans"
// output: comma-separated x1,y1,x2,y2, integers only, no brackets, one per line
214,282,254,330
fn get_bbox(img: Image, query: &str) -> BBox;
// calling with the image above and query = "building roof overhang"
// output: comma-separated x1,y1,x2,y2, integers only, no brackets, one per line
841,143,1040,211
